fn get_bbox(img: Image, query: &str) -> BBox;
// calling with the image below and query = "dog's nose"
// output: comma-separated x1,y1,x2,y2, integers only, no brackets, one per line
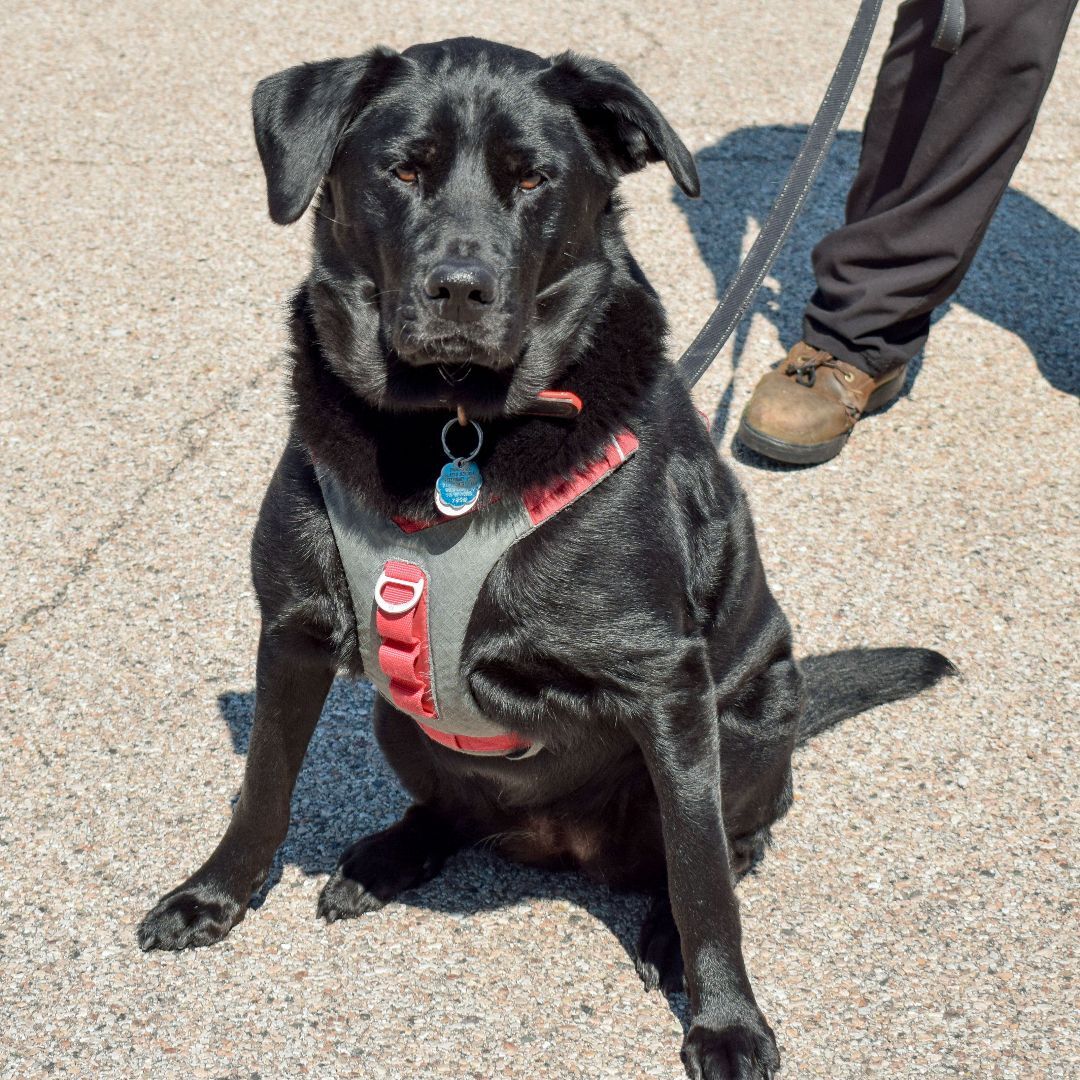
423,259,497,322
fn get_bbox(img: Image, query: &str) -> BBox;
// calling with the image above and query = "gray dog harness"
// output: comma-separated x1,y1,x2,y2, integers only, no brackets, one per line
317,429,639,758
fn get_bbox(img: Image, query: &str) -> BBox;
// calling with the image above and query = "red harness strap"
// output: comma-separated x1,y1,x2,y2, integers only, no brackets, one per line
414,720,531,755
374,561,436,720
523,431,639,525
374,559,532,754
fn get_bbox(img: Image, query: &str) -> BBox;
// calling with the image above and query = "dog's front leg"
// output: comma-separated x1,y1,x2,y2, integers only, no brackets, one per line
138,630,335,950
633,642,779,1080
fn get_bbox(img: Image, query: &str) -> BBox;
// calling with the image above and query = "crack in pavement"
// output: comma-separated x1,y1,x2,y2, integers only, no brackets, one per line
0,353,285,656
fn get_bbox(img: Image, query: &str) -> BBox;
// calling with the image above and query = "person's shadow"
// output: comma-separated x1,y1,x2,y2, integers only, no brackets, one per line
216,684,692,1029
674,126,1080,448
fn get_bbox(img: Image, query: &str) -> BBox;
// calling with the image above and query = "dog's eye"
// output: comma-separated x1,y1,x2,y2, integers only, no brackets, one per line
519,172,546,192
393,165,419,185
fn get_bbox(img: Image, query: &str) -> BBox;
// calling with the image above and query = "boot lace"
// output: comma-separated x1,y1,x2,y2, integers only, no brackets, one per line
785,354,845,387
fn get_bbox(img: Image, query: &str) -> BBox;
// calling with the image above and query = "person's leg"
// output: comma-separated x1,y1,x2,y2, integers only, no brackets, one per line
739,0,1076,463
804,0,1077,377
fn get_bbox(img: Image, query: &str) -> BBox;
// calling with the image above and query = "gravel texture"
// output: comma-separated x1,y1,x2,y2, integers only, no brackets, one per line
1,2,1076,1078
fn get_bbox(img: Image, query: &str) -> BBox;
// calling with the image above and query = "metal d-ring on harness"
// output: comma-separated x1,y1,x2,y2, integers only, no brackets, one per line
675,0,965,391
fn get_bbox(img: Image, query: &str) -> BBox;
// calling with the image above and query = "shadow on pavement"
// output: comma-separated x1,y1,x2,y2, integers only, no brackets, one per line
674,126,1080,451
217,682,693,1029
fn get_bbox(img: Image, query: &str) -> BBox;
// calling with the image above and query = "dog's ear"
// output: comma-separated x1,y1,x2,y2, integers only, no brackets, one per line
542,52,699,197
252,47,403,225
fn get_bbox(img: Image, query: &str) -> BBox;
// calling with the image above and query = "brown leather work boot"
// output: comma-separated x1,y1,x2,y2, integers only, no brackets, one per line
736,343,907,465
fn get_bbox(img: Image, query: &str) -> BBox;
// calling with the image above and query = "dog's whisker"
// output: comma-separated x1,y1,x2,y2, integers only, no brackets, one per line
314,210,354,228
438,361,473,385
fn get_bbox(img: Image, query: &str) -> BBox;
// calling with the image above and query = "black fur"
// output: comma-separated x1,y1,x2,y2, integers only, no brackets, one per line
138,38,953,1080
798,647,957,744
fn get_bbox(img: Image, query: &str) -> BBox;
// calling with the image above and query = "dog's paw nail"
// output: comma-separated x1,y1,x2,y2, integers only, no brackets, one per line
317,869,386,923
634,957,661,992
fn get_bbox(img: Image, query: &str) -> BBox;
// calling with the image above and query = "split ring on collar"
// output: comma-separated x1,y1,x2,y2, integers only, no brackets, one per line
441,419,483,463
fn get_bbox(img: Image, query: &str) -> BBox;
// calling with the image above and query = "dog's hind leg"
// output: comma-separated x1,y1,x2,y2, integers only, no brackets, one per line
318,803,462,921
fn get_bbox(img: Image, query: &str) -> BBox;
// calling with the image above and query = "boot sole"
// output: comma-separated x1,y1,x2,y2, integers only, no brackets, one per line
736,365,907,466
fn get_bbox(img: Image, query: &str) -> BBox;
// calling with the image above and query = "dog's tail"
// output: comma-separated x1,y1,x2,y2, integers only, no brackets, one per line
798,647,957,745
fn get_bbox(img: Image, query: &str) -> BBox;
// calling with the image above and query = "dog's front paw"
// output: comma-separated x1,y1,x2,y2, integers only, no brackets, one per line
138,883,246,951
681,1019,780,1080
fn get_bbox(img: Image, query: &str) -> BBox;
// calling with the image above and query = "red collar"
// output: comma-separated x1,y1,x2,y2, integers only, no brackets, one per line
522,389,583,419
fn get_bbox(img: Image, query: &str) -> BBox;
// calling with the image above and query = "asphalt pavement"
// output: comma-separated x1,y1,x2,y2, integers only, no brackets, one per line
1,2,1077,1077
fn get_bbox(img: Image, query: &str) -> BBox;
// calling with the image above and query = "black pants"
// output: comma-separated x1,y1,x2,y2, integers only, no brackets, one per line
803,0,1076,376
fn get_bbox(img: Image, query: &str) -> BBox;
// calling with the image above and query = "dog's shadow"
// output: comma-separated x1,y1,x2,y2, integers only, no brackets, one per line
218,683,692,1030
674,126,1079,458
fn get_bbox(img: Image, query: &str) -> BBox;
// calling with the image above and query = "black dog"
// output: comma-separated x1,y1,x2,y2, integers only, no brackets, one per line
138,38,952,1079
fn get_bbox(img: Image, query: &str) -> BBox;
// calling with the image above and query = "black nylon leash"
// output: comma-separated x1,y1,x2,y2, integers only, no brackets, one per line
675,0,964,390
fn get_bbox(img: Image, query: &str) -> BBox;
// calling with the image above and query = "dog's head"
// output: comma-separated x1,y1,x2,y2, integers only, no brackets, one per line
254,37,698,418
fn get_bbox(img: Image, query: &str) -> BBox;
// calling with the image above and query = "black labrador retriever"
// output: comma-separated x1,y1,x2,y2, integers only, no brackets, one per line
138,37,953,1079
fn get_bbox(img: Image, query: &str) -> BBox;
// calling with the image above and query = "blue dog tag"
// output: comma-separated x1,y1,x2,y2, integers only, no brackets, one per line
435,459,483,517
